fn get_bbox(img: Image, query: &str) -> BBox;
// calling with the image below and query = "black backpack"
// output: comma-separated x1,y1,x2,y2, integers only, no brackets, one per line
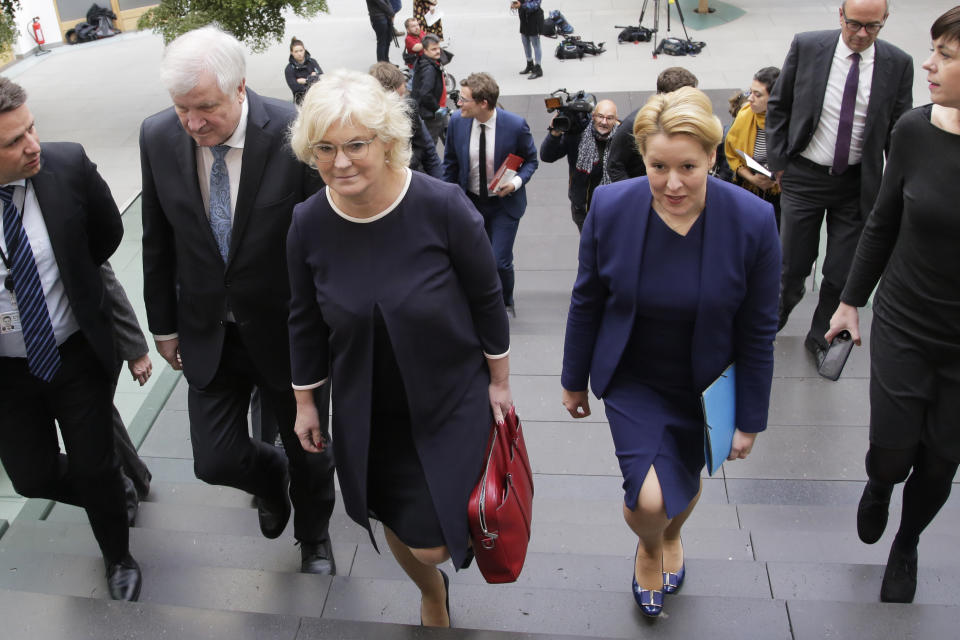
555,36,605,60
618,26,652,43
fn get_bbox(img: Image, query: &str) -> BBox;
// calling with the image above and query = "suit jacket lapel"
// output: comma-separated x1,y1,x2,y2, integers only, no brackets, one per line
29,161,73,293
810,32,840,133
621,185,651,326
863,42,890,146
493,108,507,169
230,91,269,270
173,122,222,259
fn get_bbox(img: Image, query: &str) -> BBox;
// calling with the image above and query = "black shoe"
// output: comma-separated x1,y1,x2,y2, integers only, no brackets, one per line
857,481,893,544
518,60,534,74
256,472,291,539
421,568,451,627
880,543,917,603
300,538,336,575
804,334,826,365
527,64,543,79
121,473,139,527
106,554,142,601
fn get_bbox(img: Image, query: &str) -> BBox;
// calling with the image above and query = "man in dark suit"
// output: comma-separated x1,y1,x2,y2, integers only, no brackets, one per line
140,26,336,574
442,72,538,314
0,77,141,600
766,0,912,358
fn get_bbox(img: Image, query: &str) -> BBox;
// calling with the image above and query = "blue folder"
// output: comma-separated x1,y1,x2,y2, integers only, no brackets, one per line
701,363,736,476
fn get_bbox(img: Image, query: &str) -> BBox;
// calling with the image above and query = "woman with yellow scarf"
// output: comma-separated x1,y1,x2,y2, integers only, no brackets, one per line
725,67,781,229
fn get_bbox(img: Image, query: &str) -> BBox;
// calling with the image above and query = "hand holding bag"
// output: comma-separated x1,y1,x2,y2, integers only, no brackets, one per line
468,406,534,583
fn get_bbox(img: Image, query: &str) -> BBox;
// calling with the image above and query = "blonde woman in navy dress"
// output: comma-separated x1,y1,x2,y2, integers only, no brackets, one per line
561,87,780,617
286,70,512,628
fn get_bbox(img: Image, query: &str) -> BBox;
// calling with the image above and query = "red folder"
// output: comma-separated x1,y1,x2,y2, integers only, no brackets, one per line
488,154,524,193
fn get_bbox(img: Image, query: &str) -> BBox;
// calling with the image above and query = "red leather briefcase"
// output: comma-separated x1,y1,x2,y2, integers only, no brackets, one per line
468,407,534,583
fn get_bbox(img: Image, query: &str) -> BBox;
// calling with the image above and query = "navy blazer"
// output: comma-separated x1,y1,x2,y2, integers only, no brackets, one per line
561,177,781,433
442,108,539,220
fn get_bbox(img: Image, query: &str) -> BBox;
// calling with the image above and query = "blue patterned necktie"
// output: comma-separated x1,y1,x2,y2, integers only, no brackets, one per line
209,145,232,263
0,185,61,381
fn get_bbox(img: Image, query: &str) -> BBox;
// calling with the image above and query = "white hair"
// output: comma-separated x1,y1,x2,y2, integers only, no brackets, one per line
159,25,246,96
289,69,413,170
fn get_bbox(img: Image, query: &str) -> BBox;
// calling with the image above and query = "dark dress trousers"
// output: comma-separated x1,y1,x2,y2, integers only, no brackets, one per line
442,108,539,306
140,89,335,543
102,261,152,496
0,143,129,562
287,172,510,568
562,177,781,434
766,30,912,349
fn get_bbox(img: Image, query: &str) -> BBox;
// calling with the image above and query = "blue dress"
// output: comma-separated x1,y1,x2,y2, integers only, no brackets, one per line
603,209,705,518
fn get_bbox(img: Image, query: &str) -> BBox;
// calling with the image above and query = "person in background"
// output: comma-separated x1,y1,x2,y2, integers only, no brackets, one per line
414,0,443,41
443,72,539,316
561,87,779,618
512,0,544,80
826,5,960,605
725,66,781,229
606,67,698,182
287,70,512,628
369,61,442,178
284,37,323,105
390,0,404,36
367,0,396,63
404,17,425,69
539,99,619,231
766,0,912,361
411,34,449,144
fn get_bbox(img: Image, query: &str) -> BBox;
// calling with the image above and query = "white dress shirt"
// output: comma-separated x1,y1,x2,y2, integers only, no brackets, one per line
154,97,249,341
468,110,524,196
0,179,80,357
801,35,874,167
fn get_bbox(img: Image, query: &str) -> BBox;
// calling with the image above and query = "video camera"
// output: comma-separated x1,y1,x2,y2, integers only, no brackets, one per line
544,89,597,135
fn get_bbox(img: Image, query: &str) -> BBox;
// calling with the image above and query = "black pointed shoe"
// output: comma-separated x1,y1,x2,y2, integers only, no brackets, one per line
527,64,543,79
880,543,918,603
106,554,142,601
518,60,534,74
857,481,893,544
256,472,291,539
300,538,336,575
122,472,139,527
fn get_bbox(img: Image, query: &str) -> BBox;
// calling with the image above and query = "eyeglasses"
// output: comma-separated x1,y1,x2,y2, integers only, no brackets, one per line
841,10,884,35
593,114,617,122
456,95,475,104
311,138,377,163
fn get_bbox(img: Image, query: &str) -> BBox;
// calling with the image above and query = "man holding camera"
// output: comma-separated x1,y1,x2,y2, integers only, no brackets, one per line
539,99,618,231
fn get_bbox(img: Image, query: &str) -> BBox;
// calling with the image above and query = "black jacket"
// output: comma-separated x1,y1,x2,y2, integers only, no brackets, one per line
406,98,443,178
284,53,323,102
540,128,609,211
411,55,445,120
366,0,394,18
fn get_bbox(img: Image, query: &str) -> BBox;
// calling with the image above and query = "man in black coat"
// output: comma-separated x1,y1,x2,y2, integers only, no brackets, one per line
140,26,336,574
539,99,618,231
0,77,140,600
766,0,912,358
411,34,449,144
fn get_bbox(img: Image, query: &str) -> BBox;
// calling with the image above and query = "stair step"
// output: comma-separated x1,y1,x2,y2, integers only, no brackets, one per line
0,586,576,640
752,528,960,567
788,599,960,640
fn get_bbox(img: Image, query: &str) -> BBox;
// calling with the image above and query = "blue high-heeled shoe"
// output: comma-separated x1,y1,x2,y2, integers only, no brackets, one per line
633,574,664,617
662,563,685,594
632,545,663,617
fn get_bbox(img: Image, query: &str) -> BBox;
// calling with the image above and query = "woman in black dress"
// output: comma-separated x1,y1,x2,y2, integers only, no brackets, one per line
827,6,960,605
286,70,512,628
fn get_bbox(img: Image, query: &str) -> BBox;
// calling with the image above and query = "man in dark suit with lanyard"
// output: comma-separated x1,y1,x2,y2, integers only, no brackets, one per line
140,26,336,574
766,0,912,360
0,77,141,600
442,72,538,315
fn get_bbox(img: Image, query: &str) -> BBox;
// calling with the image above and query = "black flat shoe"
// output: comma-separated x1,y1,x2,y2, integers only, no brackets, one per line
256,472,291,539
880,543,917,603
857,481,893,544
299,538,336,575
106,554,142,602
421,568,451,627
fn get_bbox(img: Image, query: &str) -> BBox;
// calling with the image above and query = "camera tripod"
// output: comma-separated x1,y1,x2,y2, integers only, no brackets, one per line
639,0,695,58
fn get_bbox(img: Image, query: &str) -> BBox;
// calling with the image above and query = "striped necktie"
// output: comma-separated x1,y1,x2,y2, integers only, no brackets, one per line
209,145,232,263
0,185,61,381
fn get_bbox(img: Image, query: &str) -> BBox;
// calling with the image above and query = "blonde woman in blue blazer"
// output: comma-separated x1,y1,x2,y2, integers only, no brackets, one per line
561,87,780,617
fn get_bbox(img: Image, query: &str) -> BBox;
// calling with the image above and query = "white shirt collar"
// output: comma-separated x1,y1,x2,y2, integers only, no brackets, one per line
471,108,498,132
1,178,27,188
220,96,249,149
836,33,875,63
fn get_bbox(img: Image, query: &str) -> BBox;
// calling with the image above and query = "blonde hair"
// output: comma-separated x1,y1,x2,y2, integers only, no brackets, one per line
633,86,723,156
289,69,412,170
